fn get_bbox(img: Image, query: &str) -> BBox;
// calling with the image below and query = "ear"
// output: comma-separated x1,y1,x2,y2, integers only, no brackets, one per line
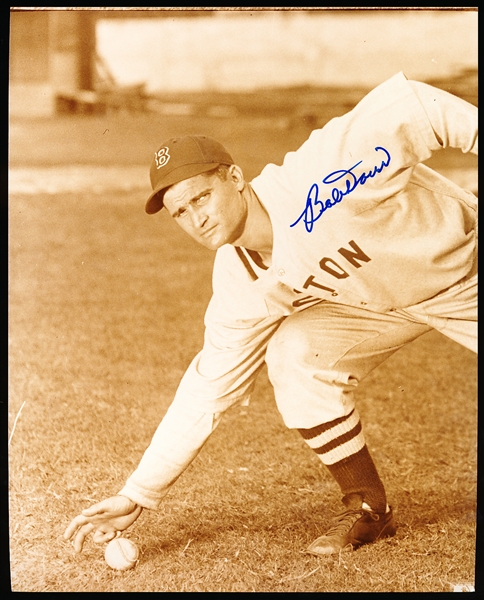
228,164,246,191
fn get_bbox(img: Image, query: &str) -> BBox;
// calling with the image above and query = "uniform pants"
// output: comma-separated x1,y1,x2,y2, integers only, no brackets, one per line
265,271,477,431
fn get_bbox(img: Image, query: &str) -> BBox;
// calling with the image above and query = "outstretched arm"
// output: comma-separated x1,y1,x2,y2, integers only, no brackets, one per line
117,309,283,509
64,300,283,551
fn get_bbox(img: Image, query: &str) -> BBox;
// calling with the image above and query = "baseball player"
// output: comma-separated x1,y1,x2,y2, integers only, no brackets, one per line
64,72,477,556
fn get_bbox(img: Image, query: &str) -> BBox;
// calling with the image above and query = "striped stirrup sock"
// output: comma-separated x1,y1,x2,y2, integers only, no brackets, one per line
298,408,387,513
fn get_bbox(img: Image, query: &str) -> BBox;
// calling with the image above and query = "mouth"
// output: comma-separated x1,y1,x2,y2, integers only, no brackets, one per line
200,225,217,238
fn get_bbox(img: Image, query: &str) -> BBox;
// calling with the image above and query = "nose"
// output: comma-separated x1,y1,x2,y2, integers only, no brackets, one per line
189,206,208,230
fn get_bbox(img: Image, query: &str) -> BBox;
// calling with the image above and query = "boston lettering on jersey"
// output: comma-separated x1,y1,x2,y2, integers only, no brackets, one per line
302,240,371,295
291,290,322,308
290,146,391,233
235,241,371,306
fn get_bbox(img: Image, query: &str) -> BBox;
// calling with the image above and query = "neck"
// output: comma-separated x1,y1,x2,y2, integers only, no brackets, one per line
233,184,273,258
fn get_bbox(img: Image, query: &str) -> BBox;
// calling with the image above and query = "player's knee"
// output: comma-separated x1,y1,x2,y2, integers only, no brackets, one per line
266,316,326,384
266,321,357,428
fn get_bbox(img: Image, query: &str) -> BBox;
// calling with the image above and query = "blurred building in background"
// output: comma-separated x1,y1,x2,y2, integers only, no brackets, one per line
9,8,477,118
10,10,95,117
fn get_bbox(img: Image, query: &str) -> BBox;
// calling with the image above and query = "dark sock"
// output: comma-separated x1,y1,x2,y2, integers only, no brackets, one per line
325,445,387,513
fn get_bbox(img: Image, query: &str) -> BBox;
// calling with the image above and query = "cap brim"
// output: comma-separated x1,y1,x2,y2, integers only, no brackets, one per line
145,161,226,214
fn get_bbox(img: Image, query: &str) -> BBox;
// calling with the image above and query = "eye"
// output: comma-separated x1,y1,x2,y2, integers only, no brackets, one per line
195,193,209,205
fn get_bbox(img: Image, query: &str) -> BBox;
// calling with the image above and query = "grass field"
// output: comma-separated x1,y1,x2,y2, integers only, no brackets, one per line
8,90,478,592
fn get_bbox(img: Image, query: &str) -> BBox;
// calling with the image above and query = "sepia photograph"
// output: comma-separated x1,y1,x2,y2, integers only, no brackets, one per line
8,7,478,592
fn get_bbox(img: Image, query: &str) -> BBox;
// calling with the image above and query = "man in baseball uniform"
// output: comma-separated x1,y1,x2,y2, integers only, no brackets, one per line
64,72,477,556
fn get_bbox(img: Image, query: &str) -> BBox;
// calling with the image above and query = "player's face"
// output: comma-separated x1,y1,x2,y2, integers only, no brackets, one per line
163,166,248,250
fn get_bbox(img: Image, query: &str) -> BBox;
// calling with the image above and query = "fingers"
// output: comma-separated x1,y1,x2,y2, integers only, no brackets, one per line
71,522,95,553
92,529,117,544
64,501,112,540
64,513,91,541
64,496,141,553
64,517,116,552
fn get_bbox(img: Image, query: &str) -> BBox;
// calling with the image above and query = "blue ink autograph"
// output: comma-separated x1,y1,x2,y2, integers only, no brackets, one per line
290,146,391,232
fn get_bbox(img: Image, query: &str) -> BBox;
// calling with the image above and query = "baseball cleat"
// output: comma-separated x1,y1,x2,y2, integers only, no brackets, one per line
307,506,396,556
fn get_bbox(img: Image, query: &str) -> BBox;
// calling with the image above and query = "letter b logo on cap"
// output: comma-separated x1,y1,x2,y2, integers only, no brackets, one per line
154,147,170,169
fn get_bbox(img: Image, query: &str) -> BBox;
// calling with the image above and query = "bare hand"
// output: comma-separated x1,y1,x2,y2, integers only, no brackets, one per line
63,495,143,553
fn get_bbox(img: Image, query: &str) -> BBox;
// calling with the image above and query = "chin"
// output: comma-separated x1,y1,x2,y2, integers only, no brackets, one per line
198,237,223,251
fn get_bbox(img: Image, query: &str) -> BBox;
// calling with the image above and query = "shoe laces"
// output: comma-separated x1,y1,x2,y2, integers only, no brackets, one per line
325,508,379,536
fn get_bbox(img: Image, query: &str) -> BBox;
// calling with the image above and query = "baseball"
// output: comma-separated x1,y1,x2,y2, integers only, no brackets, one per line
104,537,139,571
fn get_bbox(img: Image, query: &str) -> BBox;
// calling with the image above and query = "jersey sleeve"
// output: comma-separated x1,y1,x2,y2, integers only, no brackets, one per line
408,79,478,155
330,71,477,161
118,251,284,508
118,402,225,509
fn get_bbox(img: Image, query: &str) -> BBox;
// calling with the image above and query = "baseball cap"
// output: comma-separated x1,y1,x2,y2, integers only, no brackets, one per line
145,135,234,214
